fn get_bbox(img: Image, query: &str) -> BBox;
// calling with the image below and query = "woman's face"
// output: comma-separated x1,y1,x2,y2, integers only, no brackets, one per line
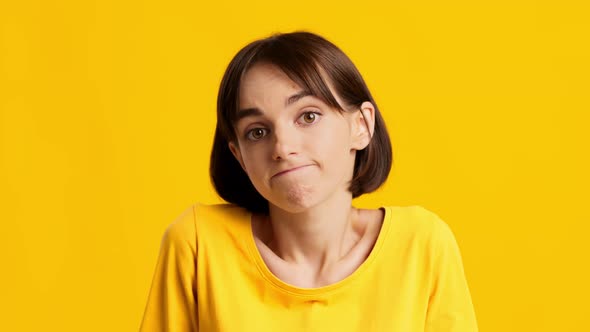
228,63,369,213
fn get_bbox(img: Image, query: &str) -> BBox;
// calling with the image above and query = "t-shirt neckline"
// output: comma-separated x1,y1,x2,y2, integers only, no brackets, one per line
243,206,393,297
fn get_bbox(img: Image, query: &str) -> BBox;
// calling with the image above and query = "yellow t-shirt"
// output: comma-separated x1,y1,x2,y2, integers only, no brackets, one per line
139,203,478,331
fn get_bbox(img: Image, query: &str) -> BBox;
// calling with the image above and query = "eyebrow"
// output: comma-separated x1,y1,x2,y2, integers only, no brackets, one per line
286,90,312,106
235,90,313,123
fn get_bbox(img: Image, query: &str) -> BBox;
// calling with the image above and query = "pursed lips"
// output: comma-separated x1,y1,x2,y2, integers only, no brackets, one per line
272,165,312,178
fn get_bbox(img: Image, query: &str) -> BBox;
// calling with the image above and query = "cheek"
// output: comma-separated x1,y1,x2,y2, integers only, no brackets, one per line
305,132,352,173
240,147,266,175
313,125,351,153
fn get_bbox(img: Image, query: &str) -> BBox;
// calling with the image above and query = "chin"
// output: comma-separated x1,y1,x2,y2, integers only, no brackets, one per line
269,185,320,214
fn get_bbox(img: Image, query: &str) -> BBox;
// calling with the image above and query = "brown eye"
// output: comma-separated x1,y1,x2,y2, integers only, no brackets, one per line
303,113,315,123
299,111,321,125
246,128,267,141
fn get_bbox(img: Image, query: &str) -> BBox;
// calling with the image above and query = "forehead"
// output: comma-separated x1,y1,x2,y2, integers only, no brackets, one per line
237,62,346,111
238,64,300,105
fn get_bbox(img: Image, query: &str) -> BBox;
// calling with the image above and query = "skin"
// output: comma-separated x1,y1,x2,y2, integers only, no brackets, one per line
228,63,385,288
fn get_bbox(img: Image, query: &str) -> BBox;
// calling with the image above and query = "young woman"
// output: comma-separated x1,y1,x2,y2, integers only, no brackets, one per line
140,31,478,331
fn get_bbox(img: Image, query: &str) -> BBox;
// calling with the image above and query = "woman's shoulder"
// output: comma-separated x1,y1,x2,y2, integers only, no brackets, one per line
387,204,446,225
162,202,249,242
192,202,251,228
386,205,456,246
192,202,250,217
159,204,198,249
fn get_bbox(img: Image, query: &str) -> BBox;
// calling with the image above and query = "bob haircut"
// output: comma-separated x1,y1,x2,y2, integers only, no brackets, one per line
210,31,393,214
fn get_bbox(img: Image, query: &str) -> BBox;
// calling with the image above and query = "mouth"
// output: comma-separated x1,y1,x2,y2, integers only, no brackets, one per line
272,165,312,178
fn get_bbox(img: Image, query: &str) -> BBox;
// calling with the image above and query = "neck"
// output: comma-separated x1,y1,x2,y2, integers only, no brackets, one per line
264,191,362,273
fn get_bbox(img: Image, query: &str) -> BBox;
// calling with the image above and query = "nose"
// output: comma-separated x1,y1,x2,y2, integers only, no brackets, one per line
271,125,297,160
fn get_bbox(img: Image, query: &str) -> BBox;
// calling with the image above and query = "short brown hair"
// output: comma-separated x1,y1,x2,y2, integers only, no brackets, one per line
210,31,393,214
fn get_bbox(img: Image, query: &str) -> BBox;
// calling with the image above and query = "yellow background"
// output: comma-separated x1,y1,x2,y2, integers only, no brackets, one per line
1,0,588,331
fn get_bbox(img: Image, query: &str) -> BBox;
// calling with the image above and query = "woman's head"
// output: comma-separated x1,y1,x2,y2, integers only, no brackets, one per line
210,31,392,214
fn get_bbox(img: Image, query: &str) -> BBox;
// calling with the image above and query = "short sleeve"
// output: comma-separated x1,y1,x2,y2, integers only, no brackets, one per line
424,213,479,332
139,205,199,332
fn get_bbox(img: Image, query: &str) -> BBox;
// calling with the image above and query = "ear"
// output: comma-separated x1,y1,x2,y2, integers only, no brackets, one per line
350,101,376,150
228,141,247,172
